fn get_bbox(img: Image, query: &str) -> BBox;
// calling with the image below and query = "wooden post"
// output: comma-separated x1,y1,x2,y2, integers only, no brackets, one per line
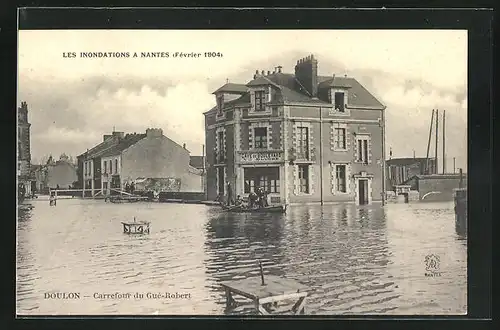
453,157,456,174
259,260,265,286
459,168,463,188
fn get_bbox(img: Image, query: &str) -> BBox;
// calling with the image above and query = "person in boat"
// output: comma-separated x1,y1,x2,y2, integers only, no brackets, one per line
248,191,257,209
235,195,243,206
257,187,266,208
125,182,130,193
263,189,270,207
130,182,135,195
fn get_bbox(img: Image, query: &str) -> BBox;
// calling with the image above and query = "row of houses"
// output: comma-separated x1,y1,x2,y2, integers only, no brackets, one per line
76,128,205,196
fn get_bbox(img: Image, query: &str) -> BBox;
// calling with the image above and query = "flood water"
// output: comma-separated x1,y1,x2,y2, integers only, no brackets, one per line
17,199,467,315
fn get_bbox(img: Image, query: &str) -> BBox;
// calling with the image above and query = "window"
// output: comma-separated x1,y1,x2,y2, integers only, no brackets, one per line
269,178,280,193
297,127,309,159
298,165,309,193
244,179,255,194
218,131,225,162
255,91,265,111
336,165,347,193
335,92,345,112
254,127,268,149
356,136,370,164
216,94,224,114
334,127,346,149
109,160,113,174
114,159,118,174
104,160,108,174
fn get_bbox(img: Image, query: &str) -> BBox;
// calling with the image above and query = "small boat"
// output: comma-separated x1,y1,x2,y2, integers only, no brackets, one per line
222,204,287,213
106,195,149,203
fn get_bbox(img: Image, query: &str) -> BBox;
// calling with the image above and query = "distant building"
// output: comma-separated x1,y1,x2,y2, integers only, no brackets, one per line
404,173,467,202
77,128,203,196
46,154,78,189
204,54,386,205
32,154,78,193
17,101,34,197
386,157,436,192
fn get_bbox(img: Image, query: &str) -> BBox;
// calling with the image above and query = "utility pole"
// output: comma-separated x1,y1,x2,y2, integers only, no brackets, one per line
442,110,446,174
435,109,439,174
425,109,435,175
453,157,456,174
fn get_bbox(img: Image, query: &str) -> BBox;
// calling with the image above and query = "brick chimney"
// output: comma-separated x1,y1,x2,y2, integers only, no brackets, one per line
112,131,124,139
146,128,163,138
294,54,318,98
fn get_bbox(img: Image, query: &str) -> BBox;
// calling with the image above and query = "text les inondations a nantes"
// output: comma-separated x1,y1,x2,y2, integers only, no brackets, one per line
62,52,223,58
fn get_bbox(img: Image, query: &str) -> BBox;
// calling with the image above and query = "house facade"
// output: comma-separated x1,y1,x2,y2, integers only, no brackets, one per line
204,55,386,205
17,101,34,197
78,128,203,196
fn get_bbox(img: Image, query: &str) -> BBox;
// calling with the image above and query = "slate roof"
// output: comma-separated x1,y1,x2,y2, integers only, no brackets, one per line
205,61,386,115
212,83,248,94
99,133,147,157
189,156,204,169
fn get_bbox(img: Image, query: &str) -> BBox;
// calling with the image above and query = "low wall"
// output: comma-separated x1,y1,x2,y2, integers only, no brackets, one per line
158,191,206,202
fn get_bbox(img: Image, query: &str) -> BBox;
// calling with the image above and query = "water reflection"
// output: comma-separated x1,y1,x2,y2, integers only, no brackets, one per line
17,200,466,315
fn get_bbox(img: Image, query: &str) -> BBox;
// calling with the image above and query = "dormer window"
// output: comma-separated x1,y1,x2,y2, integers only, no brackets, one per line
216,94,224,114
334,92,345,112
255,90,265,111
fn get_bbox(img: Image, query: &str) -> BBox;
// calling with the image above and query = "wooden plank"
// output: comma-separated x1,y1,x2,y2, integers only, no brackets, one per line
221,275,308,299
256,304,269,315
258,292,307,305
292,296,307,315
220,284,257,300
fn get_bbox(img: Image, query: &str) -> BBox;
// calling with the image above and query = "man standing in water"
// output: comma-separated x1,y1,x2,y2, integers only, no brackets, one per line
226,182,233,206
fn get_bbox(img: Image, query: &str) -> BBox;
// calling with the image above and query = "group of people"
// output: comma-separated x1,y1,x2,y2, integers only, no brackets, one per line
124,182,136,195
218,183,269,209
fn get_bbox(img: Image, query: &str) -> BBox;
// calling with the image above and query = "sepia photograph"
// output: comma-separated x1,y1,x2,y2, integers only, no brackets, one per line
17,28,467,316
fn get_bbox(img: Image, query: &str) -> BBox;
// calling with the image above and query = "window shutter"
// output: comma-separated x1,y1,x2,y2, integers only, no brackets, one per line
346,164,352,194
353,134,358,162
333,125,339,148
310,165,315,194
293,165,299,195
308,123,314,160
330,164,336,194
267,123,273,150
248,125,254,149
345,126,350,150
368,138,373,164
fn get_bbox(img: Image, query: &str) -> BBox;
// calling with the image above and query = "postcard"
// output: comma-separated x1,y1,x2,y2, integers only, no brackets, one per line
17,25,467,316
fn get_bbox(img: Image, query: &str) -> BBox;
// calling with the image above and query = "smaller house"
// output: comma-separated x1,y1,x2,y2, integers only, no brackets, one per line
386,157,436,192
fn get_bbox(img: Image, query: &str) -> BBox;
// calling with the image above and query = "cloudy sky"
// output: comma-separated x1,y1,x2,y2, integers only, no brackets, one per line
18,30,467,171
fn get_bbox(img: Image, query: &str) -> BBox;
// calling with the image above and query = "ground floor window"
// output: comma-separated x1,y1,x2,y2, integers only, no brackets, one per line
217,167,225,195
336,165,347,193
298,165,309,193
244,167,280,194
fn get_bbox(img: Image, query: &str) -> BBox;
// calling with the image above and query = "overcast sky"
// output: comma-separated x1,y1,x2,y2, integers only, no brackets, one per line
18,30,467,171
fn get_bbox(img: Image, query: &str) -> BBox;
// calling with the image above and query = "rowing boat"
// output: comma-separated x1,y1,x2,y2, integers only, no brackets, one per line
221,204,287,213
106,196,150,203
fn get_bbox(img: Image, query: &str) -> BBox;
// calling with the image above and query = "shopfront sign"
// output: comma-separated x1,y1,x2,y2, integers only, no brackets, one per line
238,150,284,163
